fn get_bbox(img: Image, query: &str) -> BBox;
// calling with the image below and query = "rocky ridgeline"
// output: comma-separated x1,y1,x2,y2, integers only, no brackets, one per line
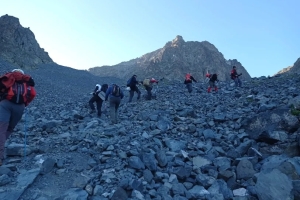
0,15,53,69
89,36,251,82
276,57,300,75
0,59,299,200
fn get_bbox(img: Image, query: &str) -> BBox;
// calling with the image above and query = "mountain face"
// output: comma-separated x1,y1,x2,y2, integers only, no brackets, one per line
89,35,251,81
0,14,53,69
276,57,300,75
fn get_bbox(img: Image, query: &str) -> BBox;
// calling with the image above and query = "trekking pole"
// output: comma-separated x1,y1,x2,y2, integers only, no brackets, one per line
23,108,27,161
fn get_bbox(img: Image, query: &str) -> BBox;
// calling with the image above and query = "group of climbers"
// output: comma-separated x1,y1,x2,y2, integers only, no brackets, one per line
183,66,242,93
0,66,242,165
88,74,159,124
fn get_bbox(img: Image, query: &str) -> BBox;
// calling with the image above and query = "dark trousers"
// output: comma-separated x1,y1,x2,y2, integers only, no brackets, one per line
186,83,193,93
129,86,141,102
0,100,25,159
145,86,152,100
109,96,121,124
89,96,103,116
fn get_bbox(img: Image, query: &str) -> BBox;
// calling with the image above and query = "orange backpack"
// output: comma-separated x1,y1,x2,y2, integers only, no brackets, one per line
5,82,36,106
185,74,191,81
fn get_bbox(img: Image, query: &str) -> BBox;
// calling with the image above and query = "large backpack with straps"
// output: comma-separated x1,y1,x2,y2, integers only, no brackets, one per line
112,84,120,97
143,79,150,86
126,78,132,87
0,72,36,106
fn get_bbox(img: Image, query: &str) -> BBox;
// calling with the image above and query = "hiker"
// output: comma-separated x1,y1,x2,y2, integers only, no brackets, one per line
231,66,242,87
127,75,141,102
0,69,36,165
184,73,197,93
105,83,124,124
89,83,108,117
207,73,219,93
142,78,159,100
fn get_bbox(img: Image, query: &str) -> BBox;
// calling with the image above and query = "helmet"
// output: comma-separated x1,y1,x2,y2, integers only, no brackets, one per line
12,69,24,74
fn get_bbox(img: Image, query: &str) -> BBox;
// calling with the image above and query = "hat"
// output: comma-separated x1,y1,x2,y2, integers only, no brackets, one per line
12,69,24,74
233,66,236,69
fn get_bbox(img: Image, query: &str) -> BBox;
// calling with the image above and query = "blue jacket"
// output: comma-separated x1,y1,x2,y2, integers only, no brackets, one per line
105,84,124,101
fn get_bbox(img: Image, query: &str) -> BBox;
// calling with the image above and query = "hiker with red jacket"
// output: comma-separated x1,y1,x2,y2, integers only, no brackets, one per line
127,75,141,102
89,83,108,117
231,66,242,87
207,73,219,93
105,84,124,124
142,78,159,100
184,73,197,93
0,69,36,165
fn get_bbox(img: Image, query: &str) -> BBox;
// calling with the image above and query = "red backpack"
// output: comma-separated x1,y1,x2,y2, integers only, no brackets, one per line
0,72,36,106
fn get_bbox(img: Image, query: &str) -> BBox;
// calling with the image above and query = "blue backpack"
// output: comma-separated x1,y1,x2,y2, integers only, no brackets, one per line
126,78,132,87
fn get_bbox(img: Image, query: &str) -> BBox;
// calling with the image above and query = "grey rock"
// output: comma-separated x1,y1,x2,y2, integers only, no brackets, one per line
255,169,293,200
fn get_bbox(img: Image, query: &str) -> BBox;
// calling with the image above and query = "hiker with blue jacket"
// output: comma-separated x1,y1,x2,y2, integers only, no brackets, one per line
127,75,141,102
105,84,124,124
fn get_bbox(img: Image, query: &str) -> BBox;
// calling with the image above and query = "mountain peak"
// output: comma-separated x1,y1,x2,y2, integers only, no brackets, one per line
0,14,53,69
171,35,185,47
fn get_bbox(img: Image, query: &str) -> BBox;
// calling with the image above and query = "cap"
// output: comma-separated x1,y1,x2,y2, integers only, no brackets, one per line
12,69,24,74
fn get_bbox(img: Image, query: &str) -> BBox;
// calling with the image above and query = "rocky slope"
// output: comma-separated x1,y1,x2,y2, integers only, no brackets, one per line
275,57,300,75
0,58,299,199
0,14,53,69
89,36,251,82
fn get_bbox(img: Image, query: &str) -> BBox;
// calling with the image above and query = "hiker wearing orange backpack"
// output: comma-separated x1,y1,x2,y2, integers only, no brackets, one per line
184,73,197,93
0,69,36,165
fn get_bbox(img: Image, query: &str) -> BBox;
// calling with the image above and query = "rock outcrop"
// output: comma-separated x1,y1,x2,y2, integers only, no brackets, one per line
0,14,53,69
275,57,300,75
89,35,251,81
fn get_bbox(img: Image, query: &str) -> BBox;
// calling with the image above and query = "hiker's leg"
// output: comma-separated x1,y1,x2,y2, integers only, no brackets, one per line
238,78,242,87
96,100,103,116
0,122,9,160
109,100,116,124
89,96,96,111
128,90,134,102
7,103,24,137
146,87,152,100
114,98,121,123
135,87,141,100
0,101,11,160
234,78,238,87
187,83,192,93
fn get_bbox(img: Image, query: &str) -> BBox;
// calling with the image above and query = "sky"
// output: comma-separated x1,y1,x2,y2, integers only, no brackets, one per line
1,0,300,77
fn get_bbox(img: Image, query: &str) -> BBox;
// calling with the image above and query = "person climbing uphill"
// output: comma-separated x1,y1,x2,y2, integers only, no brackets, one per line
0,69,36,166
89,83,108,117
231,66,242,87
127,75,141,102
142,77,159,100
207,73,219,93
184,73,197,93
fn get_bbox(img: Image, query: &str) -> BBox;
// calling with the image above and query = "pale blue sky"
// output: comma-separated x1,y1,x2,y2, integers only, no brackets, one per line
2,0,299,77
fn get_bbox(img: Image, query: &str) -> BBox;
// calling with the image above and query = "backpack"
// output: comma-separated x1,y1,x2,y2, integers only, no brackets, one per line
185,74,191,81
101,84,108,93
112,84,120,97
143,79,150,86
126,78,132,87
5,82,36,106
211,74,217,81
